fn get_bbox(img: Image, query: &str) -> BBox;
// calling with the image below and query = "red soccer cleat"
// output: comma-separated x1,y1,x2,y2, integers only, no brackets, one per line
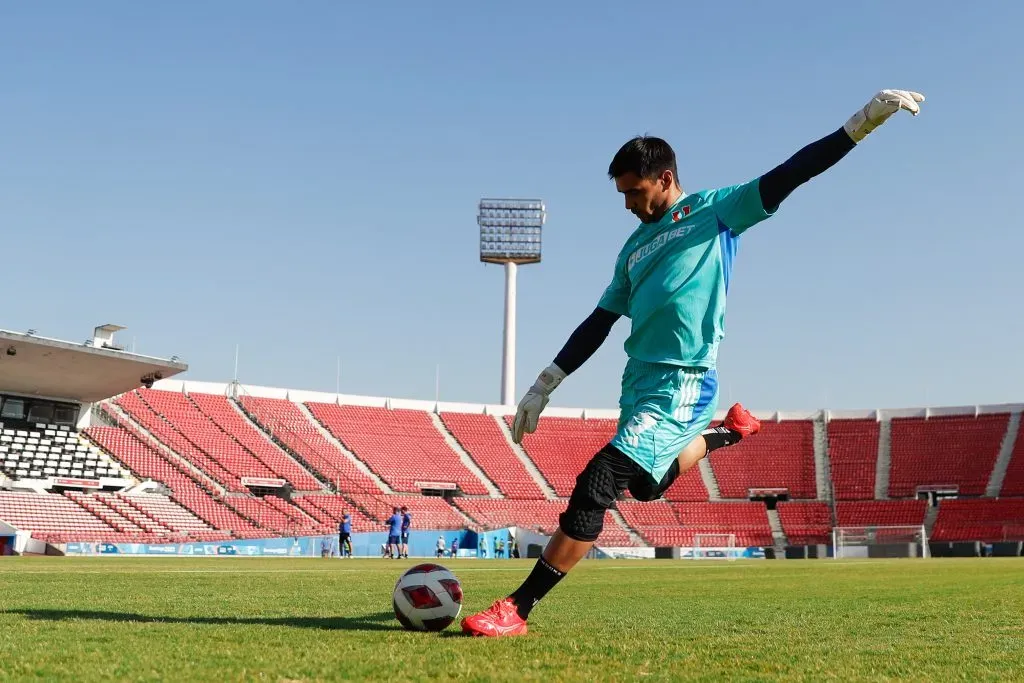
461,598,529,637
723,403,761,438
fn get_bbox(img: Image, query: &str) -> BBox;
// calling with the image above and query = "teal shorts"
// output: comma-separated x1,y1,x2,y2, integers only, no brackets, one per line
609,358,720,483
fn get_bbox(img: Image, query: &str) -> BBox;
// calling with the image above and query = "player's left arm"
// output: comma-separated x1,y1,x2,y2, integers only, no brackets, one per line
759,89,926,212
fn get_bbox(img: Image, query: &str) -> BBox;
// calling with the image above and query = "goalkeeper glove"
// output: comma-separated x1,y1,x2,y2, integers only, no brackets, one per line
844,89,925,143
511,363,566,444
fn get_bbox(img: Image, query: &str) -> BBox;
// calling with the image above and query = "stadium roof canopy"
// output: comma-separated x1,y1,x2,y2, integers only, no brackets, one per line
0,328,188,403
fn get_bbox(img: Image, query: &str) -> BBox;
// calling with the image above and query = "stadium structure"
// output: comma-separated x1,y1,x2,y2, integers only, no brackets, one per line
1,325,1023,560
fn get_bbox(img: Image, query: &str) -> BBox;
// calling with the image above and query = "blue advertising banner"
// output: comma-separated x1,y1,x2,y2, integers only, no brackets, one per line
64,535,332,557
61,528,522,558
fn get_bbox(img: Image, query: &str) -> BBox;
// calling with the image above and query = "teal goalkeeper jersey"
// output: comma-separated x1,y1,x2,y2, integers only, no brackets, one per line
598,177,775,369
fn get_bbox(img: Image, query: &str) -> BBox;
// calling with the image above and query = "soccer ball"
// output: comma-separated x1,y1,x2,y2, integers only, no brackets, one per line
392,563,463,632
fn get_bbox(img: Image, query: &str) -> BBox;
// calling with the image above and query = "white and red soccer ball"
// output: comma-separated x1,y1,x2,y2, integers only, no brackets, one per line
392,563,463,631
391,565,464,634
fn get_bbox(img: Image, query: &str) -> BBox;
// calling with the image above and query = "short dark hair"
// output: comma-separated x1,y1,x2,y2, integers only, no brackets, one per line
607,136,677,181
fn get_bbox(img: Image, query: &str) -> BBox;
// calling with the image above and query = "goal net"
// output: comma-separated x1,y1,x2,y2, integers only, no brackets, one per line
832,525,929,559
692,533,738,560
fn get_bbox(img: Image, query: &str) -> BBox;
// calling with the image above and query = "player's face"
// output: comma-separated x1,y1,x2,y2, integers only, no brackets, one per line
614,170,675,223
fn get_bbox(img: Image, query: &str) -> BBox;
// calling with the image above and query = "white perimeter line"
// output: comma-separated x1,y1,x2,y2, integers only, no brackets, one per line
0,560,896,575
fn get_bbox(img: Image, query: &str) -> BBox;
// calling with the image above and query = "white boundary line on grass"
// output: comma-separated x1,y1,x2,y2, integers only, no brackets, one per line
0,559,901,575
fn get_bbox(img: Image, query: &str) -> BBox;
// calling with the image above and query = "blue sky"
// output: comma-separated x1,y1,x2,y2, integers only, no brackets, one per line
2,1,1022,412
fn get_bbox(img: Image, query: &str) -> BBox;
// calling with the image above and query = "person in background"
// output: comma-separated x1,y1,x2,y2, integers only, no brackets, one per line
386,507,402,560
339,512,353,558
450,537,459,558
400,506,412,559
479,535,488,558
436,535,446,558
496,538,505,558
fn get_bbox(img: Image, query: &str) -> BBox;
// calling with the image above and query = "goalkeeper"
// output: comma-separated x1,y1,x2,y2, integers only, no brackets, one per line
462,90,925,637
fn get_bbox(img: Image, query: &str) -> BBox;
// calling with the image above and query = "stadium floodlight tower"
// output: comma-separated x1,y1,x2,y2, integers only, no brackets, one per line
478,198,546,405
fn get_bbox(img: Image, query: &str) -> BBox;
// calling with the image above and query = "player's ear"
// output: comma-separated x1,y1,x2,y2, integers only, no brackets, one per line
659,169,674,191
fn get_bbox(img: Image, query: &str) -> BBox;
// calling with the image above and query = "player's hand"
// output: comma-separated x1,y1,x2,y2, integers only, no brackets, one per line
511,364,566,443
843,90,925,143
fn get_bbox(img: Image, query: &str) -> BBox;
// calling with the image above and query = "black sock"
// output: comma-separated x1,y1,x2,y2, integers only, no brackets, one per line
702,426,743,454
508,556,566,620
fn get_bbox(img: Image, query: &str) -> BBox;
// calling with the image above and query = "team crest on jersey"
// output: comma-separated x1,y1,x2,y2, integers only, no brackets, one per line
671,205,691,222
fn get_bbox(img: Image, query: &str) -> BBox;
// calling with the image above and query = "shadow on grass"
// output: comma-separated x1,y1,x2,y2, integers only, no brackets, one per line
5,609,402,632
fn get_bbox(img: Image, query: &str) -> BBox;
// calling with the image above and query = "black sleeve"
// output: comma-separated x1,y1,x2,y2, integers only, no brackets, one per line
553,306,620,375
758,127,856,213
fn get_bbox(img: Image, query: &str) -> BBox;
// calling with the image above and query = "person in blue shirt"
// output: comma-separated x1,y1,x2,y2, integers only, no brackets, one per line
338,513,352,558
386,507,402,560
462,89,926,638
400,506,412,559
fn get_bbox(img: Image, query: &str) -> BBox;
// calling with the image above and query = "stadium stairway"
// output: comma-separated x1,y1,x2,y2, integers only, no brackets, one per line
814,417,832,501
295,401,393,493
492,413,559,499
1001,416,1024,497
236,396,386,495
188,392,325,492
875,417,892,499
607,508,646,546
221,396,329,493
232,400,336,492
697,459,721,500
765,508,788,555
986,411,1021,496
101,402,228,496
307,403,491,495
115,391,246,492
924,502,940,538
428,413,502,498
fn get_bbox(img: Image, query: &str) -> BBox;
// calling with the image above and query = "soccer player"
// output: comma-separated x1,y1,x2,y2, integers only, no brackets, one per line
462,89,925,637
338,512,352,558
386,507,402,560
400,506,412,559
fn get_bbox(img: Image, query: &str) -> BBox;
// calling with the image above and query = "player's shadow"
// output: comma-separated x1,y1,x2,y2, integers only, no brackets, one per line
5,609,401,632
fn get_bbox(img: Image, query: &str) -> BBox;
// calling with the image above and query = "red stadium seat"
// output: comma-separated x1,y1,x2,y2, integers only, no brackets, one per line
777,501,832,545
511,416,618,498
828,418,879,500
888,414,1009,497
440,412,548,499
307,403,489,495
239,396,382,494
710,420,816,499
454,498,637,547
617,501,772,547
931,499,1024,542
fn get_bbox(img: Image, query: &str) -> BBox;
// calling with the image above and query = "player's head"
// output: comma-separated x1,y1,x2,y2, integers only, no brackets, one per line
608,136,680,223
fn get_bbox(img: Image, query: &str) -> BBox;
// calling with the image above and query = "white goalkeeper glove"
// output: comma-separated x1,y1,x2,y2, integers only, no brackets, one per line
844,89,925,143
511,363,566,444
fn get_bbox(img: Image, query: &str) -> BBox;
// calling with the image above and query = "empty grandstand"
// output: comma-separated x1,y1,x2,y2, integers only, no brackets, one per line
1,327,1023,558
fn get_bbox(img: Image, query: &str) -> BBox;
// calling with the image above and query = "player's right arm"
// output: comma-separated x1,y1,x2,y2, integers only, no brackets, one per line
511,259,628,443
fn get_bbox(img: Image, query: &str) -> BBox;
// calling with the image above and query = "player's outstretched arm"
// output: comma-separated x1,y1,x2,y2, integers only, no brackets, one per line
511,306,620,443
759,89,925,212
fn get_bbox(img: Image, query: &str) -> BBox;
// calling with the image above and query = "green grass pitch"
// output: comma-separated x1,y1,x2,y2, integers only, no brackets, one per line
1,557,1022,681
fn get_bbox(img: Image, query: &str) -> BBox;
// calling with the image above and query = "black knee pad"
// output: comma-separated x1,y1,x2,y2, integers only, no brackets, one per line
627,458,680,502
558,448,625,542
627,478,660,502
